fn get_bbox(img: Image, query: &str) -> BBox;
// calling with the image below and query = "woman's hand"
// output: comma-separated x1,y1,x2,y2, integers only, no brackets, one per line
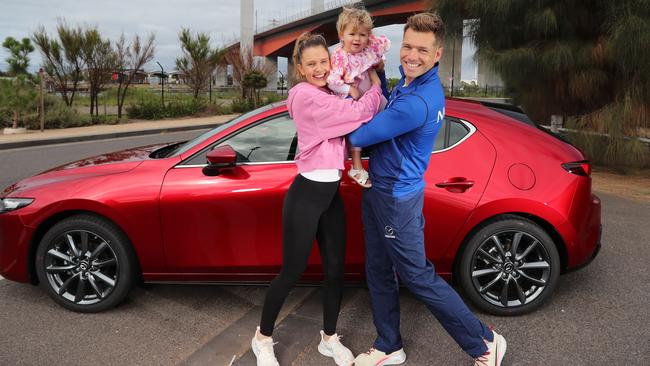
349,85,361,100
368,69,380,86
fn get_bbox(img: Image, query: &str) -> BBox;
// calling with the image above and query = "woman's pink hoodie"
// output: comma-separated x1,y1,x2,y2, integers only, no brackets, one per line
287,82,383,173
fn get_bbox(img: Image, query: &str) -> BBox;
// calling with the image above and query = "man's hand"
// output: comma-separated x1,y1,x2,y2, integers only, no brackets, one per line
349,85,361,100
374,60,385,72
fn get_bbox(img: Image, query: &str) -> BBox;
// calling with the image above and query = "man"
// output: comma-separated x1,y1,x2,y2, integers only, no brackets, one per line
349,13,507,366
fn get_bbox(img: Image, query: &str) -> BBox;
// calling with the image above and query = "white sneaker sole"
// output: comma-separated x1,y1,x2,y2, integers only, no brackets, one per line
251,337,279,366
354,349,407,366
494,334,507,366
317,342,354,366
380,350,407,366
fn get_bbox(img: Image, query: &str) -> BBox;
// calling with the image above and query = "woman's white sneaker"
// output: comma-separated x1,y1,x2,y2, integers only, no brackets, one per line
251,327,279,366
317,330,355,366
353,347,407,366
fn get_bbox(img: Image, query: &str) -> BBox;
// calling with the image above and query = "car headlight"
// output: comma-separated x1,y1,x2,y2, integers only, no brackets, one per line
0,198,34,213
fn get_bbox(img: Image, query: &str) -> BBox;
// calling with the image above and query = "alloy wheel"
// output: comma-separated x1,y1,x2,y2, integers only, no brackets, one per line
470,230,551,308
43,229,119,305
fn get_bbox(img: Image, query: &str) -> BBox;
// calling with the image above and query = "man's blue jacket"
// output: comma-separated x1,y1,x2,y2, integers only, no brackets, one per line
348,64,445,198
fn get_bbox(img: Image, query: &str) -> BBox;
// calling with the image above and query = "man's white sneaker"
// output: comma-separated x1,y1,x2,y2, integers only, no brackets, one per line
317,330,355,366
353,347,407,366
251,327,279,366
474,330,507,366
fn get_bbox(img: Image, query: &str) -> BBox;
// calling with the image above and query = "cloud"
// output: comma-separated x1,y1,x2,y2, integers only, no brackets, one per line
0,0,475,80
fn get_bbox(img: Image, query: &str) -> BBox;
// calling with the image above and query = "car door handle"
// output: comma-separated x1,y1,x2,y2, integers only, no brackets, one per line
435,178,474,192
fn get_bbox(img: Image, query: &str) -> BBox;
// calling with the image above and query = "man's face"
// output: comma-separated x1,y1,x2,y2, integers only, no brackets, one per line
400,28,443,84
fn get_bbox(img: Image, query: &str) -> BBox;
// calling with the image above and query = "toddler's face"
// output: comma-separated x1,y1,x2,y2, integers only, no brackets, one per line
340,25,370,54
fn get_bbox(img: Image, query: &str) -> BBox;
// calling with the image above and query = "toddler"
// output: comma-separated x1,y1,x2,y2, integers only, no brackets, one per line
328,6,390,187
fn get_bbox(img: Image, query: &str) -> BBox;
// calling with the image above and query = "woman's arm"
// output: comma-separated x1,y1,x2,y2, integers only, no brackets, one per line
310,82,383,139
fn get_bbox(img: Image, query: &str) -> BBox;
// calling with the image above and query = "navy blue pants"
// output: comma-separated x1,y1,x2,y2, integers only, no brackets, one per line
362,188,492,358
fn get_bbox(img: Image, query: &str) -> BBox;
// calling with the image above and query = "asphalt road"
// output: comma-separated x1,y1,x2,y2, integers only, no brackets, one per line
1,132,649,365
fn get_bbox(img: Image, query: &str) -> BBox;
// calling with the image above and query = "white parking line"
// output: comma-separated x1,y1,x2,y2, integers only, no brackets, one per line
0,276,4,280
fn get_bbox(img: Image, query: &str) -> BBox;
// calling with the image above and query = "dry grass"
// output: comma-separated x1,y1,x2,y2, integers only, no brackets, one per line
592,168,650,202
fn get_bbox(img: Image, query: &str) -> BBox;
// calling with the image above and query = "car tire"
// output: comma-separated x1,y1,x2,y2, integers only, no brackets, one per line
35,214,136,312
458,215,560,316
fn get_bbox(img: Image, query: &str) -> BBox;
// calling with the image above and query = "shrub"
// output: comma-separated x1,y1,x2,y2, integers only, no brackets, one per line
230,97,256,113
126,98,231,120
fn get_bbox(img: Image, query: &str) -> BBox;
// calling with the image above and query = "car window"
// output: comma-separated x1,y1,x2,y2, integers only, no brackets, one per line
432,118,471,152
182,113,297,165
433,119,448,151
448,120,470,146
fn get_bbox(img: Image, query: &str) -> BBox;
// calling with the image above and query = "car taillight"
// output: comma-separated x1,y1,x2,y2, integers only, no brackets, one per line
562,160,591,176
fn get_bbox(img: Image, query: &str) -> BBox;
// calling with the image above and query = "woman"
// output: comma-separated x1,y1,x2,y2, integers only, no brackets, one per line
251,32,383,366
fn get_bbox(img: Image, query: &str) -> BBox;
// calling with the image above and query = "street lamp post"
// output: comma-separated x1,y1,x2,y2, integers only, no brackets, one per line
278,70,285,96
156,61,165,108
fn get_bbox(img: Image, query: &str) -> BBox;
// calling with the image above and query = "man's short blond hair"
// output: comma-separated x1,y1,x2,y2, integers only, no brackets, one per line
336,6,373,35
404,13,446,46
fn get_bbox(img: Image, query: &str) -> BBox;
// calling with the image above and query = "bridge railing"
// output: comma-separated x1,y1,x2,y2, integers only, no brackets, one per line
256,0,359,34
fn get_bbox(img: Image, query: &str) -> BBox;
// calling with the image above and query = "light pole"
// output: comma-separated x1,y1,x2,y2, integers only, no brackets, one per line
278,70,285,96
156,61,165,108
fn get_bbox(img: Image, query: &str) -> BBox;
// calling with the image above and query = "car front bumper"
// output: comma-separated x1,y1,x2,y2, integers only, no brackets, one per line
0,212,33,283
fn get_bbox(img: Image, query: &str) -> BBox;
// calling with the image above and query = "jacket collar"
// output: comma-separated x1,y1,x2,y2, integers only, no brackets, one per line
398,62,440,89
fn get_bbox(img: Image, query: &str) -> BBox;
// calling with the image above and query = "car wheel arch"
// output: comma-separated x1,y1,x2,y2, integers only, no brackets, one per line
451,212,568,284
28,210,143,285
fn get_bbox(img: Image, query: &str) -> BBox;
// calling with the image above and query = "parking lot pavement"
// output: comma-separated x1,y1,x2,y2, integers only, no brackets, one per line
0,193,648,366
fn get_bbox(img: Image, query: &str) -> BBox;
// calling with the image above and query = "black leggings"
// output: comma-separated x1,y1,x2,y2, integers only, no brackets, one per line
259,174,347,336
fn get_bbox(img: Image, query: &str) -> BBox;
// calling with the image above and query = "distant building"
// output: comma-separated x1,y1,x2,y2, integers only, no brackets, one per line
111,69,148,84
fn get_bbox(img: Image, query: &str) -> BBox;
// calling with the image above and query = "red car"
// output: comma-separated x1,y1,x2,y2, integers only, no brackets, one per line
0,99,601,315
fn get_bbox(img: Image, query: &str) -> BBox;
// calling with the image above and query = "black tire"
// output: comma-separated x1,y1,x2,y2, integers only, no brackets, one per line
458,215,560,316
35,214,136,312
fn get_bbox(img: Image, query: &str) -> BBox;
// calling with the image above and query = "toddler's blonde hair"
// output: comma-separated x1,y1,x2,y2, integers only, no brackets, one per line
336,5,373,36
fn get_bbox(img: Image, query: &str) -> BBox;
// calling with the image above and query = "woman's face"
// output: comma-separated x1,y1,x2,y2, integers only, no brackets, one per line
297,46,330,87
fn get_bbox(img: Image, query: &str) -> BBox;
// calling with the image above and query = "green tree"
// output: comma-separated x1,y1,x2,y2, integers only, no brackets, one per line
0,76,37,129
81,28,116,119
115,33,155,118
32,21,85,106
242,70,268,107
2,37,34,75
176,28,225,99
224,46,272,104
432,0,650,141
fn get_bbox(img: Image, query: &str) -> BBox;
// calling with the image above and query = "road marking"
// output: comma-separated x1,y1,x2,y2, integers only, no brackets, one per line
234,289,356,366
179,287,315,366
0,276,4,280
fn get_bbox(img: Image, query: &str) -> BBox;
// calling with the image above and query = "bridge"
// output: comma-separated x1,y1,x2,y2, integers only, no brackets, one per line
217,0,501,90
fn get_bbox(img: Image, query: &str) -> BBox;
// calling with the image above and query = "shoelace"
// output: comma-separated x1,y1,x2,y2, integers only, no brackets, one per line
257,339,278,359
326,334,351,359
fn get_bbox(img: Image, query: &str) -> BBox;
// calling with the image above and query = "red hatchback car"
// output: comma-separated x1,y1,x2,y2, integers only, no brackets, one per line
0,99,601,315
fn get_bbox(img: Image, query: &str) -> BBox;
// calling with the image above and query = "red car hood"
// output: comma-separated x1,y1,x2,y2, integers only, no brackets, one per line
2,143,169,197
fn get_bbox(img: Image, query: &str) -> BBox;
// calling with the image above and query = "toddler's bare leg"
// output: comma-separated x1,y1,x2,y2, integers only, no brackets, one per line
352,148,363,171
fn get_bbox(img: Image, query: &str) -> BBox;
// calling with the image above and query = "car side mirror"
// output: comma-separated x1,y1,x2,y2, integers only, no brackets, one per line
203,145,237,176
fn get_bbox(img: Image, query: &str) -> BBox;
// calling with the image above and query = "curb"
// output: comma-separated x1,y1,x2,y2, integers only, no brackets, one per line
0,124,217,151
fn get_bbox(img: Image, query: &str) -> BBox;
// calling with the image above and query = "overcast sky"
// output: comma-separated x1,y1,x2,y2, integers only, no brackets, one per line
0,0,477,80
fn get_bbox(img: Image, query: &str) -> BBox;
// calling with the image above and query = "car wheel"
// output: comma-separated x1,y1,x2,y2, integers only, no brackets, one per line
458,215,560,316
35,214,135,312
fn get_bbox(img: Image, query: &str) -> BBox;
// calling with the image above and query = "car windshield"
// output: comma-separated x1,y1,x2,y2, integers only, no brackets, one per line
154,103,284,158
